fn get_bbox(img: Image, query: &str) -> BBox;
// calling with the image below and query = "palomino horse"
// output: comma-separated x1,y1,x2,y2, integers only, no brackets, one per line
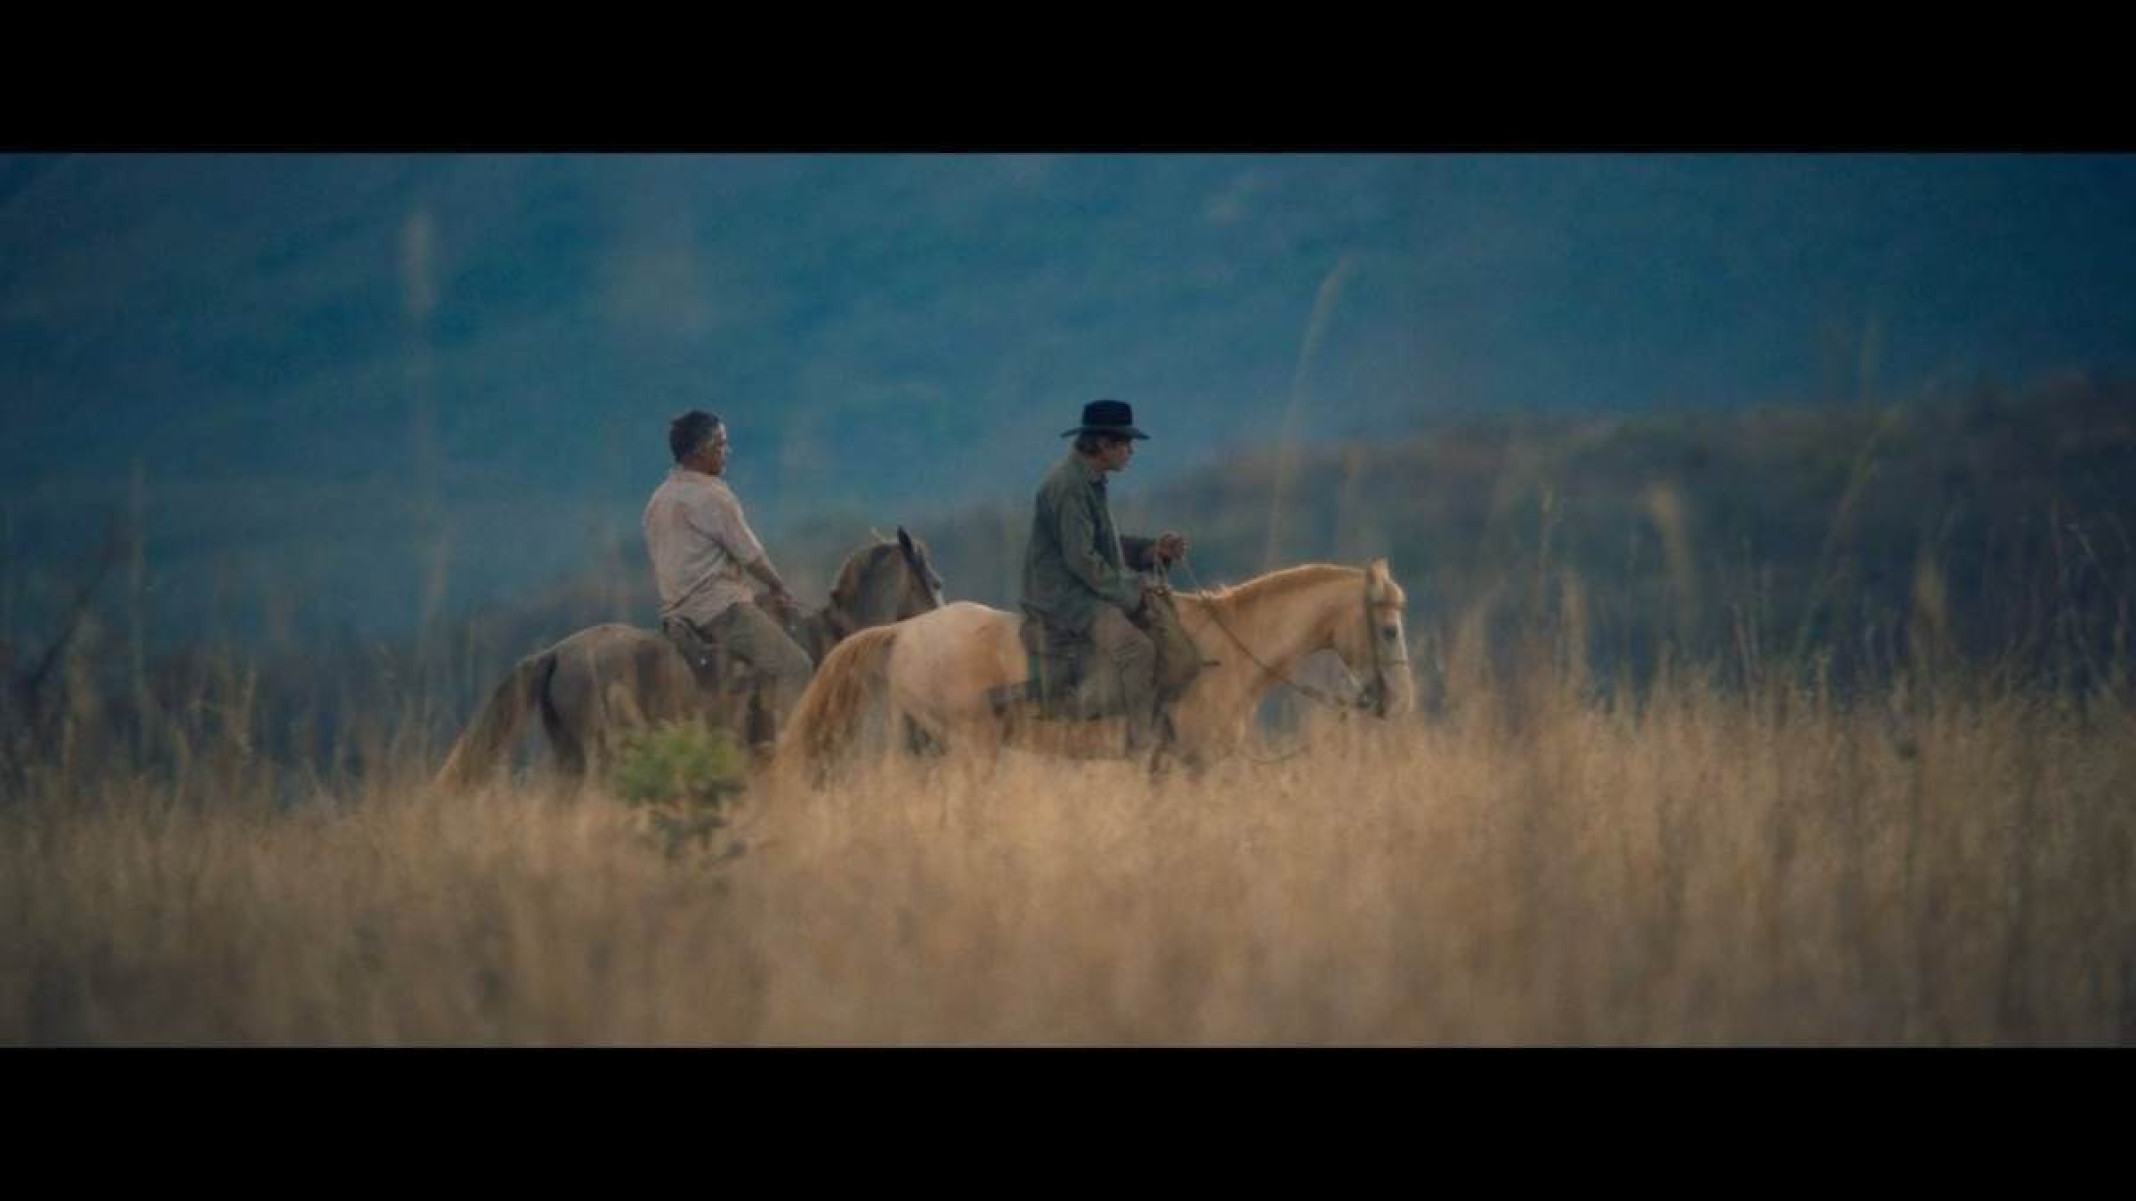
780,558,1412,774
435,527,944,791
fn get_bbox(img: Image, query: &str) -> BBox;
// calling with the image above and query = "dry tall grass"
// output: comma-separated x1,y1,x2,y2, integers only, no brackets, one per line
6,668,2130,1044
6,381,2130,1044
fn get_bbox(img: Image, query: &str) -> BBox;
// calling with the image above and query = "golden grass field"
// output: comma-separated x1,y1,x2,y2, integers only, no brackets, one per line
6,664,2130,1045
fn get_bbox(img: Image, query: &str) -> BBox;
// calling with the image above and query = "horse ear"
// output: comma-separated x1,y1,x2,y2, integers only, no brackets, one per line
897,526,915,555
1366,558,1393,595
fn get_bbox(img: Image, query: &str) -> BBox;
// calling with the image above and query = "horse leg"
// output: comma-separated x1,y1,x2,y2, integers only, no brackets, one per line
903,715,944,758
537,657,597,796
910,714,998,828
940,714,1009,782
542,708,589,786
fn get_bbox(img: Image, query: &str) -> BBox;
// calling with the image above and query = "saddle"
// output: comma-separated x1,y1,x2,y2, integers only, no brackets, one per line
1013,612,1096,720
992,587,1207,721
660,616,757,704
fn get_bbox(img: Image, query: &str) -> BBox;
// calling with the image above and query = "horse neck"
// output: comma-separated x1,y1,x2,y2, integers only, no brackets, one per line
792,607,839,660
828,546,903,632
808,599,849,641
1184,566,1357,698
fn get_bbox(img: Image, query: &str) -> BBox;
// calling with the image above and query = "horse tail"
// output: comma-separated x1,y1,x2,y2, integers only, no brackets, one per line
777,622,900,776
433,648,558,793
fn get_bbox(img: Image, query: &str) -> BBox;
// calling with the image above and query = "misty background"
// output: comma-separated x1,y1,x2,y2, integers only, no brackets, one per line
4,152,2134,661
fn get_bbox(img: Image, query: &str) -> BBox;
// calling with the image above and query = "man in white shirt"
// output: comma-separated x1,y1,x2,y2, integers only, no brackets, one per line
642,409,815,751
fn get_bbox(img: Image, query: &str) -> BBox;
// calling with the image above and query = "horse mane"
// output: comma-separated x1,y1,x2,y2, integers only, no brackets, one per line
1174,563,1361,616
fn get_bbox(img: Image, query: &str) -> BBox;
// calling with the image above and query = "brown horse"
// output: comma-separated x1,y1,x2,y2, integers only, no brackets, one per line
779,558,1412,777
434,527,943,791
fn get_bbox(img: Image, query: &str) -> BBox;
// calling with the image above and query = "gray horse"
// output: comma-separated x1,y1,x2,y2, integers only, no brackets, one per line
435,527,943,791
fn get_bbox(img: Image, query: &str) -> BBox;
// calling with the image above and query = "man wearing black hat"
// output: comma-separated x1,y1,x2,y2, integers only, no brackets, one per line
1021,399,1189,753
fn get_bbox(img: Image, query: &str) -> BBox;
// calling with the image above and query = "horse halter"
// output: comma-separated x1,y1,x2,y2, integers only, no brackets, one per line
1358,580,1410,719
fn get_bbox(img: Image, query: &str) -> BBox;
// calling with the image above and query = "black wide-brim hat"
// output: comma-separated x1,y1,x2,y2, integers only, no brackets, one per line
1060,398,1150,439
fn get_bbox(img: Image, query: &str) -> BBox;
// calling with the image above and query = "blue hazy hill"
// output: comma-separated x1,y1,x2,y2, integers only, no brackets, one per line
3,153,2133,644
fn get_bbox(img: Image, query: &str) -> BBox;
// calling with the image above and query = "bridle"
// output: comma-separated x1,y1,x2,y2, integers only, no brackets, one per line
1358,587,1410,719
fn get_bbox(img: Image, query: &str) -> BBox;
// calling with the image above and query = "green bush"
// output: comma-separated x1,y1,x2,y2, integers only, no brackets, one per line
610,722,749,861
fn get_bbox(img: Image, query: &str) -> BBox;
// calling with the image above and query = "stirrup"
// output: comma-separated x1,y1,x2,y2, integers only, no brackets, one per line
1124,706,1173,757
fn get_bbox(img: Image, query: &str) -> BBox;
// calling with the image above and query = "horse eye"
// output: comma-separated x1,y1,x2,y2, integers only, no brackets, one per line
1381,624,1399,639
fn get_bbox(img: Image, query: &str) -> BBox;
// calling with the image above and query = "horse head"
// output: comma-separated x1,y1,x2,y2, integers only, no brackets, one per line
830,527,945,634
894,526,946,616
1329,558,1413,719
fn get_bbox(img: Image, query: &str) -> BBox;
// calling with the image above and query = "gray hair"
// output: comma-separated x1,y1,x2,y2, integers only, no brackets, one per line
669,410,724,462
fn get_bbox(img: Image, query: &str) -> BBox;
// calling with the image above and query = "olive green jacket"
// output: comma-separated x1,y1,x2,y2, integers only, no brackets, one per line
1021,452,1157,635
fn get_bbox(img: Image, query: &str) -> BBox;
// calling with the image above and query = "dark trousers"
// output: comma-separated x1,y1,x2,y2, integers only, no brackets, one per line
699,601,816,747
1087,605,1159,747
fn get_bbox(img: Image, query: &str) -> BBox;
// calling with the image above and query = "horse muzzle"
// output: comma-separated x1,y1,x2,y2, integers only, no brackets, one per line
1360,663,1415,719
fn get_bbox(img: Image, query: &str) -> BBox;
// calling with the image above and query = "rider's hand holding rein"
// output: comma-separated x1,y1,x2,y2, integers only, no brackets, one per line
748,560,800,619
